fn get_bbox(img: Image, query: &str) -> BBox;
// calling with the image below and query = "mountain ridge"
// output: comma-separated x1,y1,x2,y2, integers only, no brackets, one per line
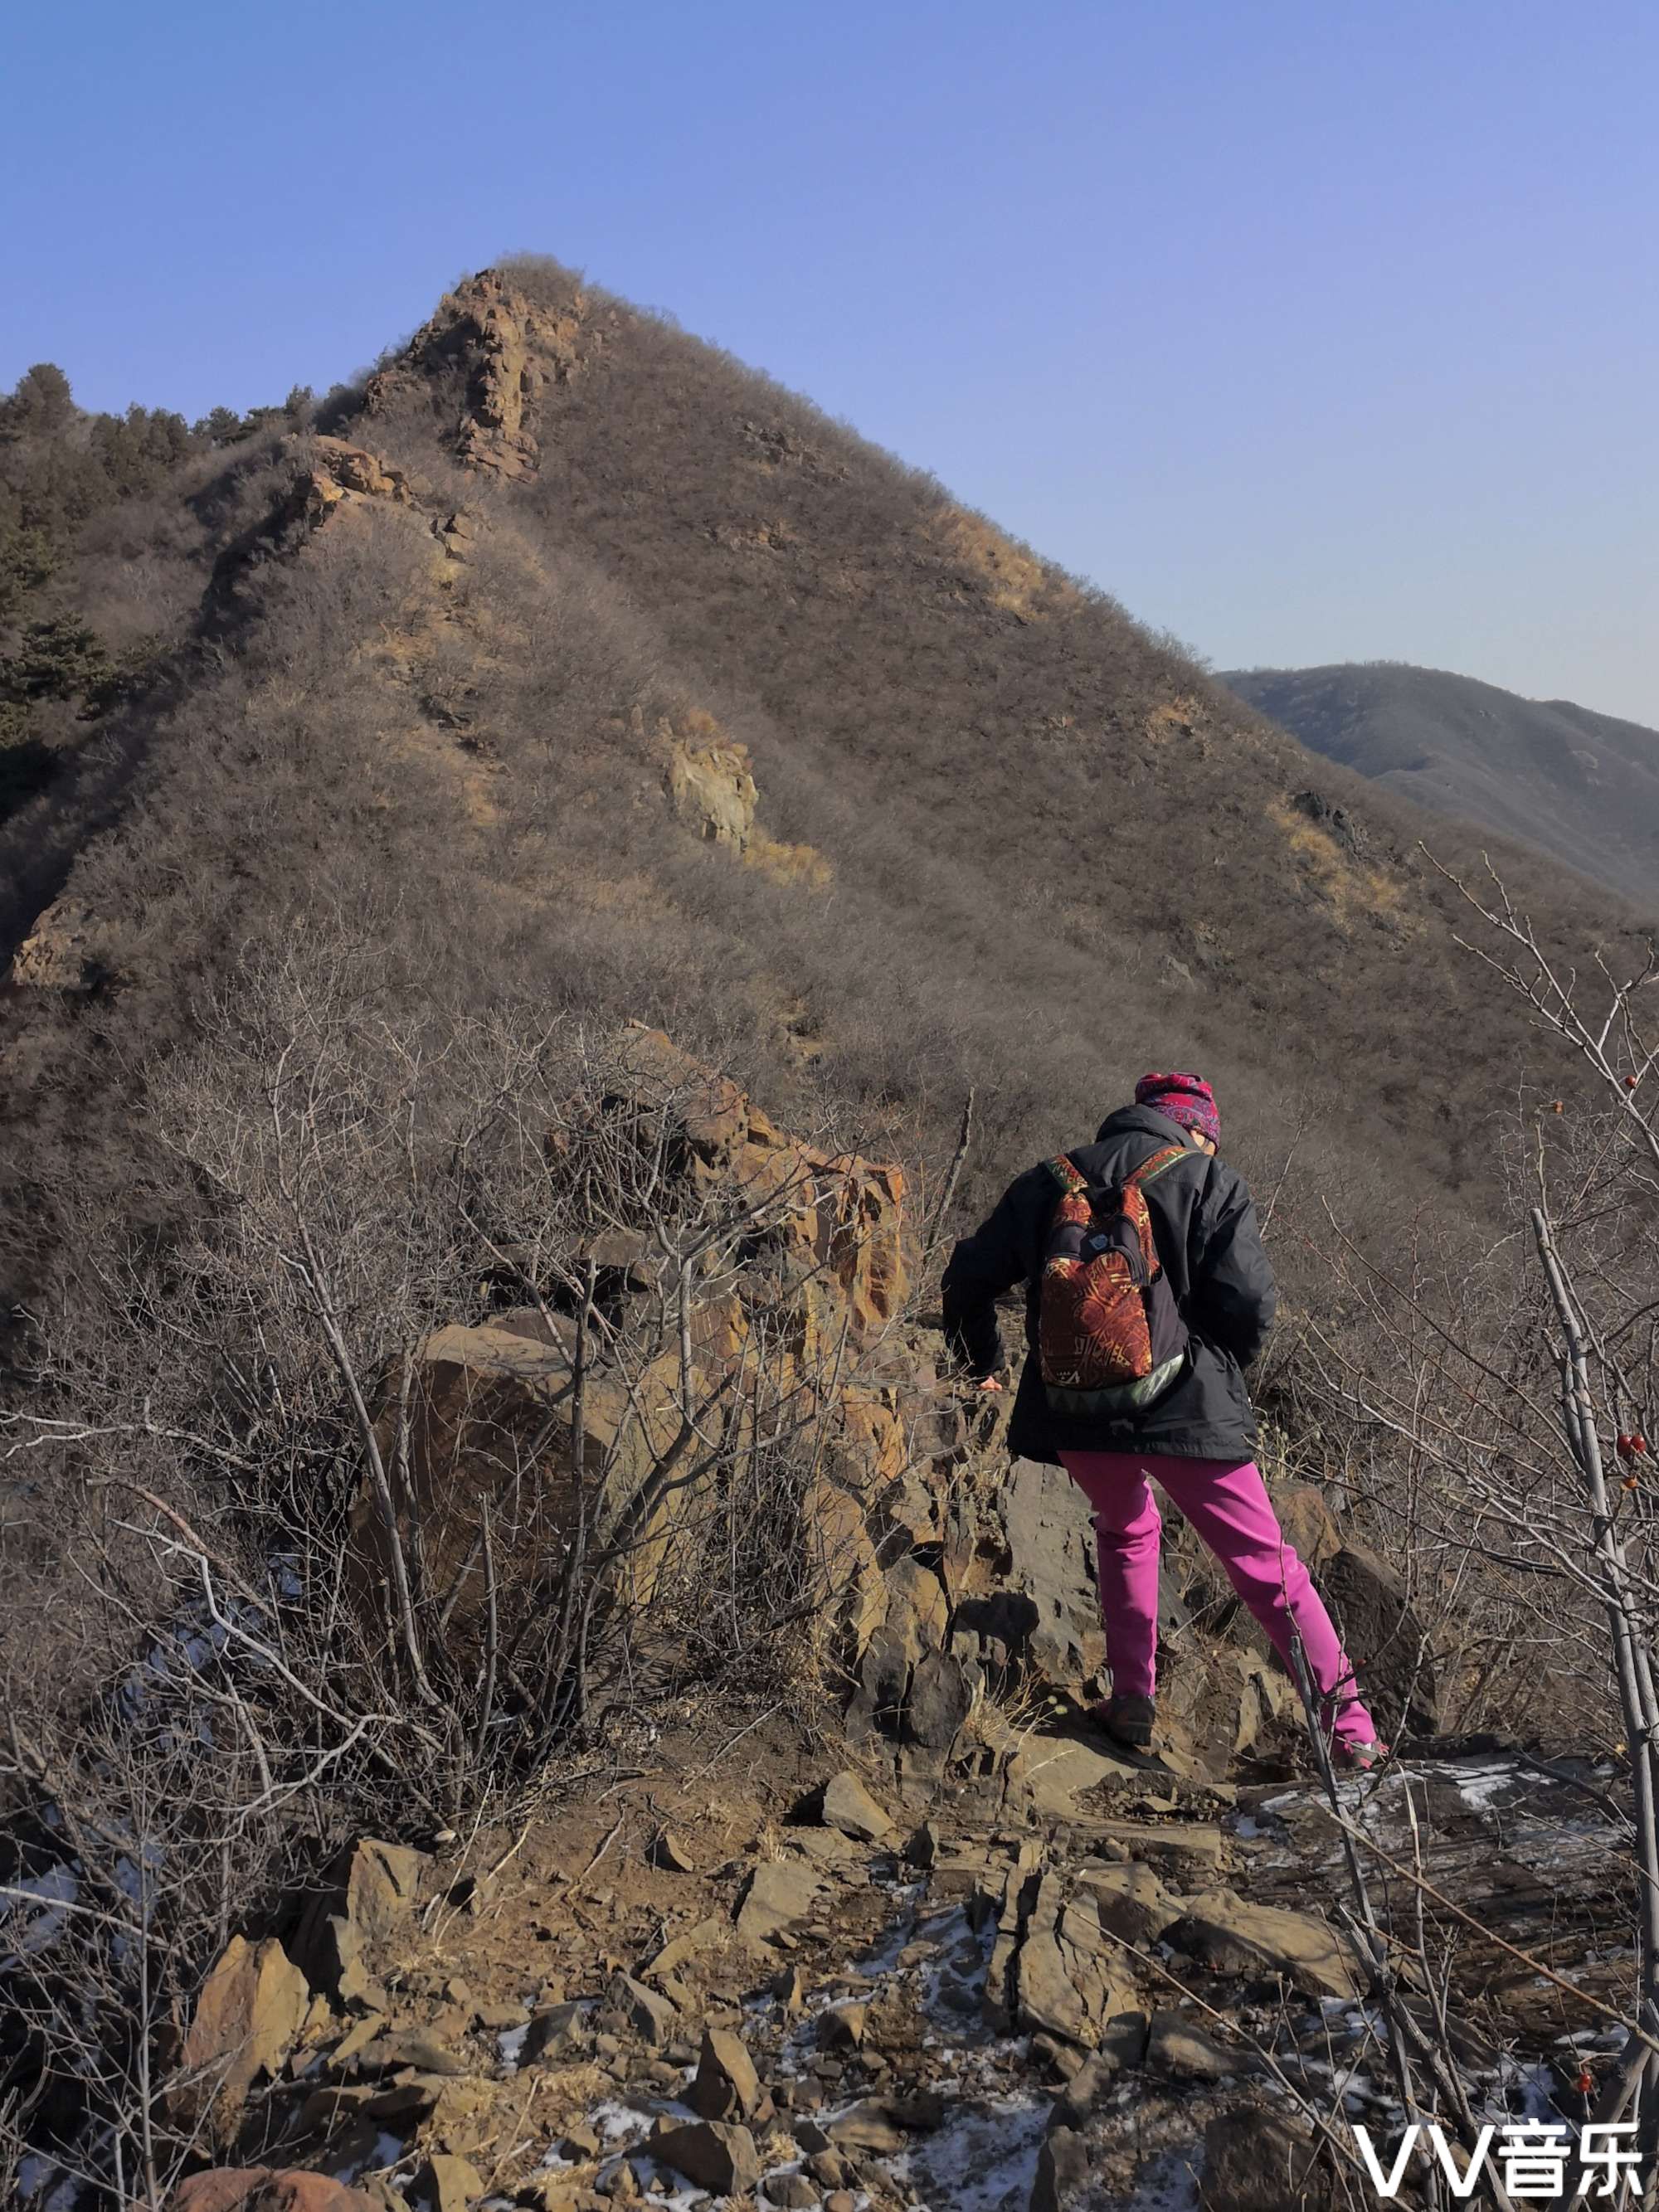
1222,659,1659,904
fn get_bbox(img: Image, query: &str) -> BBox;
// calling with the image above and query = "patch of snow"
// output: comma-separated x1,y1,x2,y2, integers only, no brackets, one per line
888,2093,1048,2212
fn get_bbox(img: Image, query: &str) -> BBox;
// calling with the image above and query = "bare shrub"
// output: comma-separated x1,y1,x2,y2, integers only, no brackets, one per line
1,936,891,2205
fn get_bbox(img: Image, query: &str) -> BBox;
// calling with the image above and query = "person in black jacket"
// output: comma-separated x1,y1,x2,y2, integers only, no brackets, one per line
942,1071,1382,1768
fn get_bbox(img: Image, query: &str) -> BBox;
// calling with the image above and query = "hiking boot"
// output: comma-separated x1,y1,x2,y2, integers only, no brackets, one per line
1091,1694,1155,1752
1335,1737,1389,1774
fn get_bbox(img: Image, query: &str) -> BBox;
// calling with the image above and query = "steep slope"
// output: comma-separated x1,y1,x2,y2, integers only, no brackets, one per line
1224,661,1659,905
2,260,1651,1334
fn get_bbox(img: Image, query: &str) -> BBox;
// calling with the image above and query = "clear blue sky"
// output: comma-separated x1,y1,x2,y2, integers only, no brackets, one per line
6,0,1657,724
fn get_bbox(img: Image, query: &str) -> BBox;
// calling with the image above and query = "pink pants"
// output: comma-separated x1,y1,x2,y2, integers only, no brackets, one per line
1059,1449,1378,1751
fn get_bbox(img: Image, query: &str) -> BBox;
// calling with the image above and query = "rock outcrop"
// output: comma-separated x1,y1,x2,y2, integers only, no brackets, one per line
367,268,591,479
175,1935,314,2146
9,895,119,990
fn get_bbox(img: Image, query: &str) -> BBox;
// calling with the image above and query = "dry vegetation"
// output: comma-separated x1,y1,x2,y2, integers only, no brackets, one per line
2,264,1658,2207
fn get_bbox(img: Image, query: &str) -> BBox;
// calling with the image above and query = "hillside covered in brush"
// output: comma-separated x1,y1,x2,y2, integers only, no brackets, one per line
7,262,1659,2212
2,259,1649,1337
1225,659,1659,906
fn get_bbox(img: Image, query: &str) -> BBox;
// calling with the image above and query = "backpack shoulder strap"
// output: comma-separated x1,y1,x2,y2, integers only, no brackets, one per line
1125,1143,1192,1192
1044,1154,1090,1195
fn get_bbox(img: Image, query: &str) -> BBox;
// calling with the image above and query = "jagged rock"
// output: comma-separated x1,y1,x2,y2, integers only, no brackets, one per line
1146,2009,1260,2081
664,715,758,850
10,897,119,991
1032,2128,1092,2212
595,1970,677,2048
169,2176,377,2212
808,1770,892,1841
821,2101,907,2154
1168,1887,1362,2000
1272,1482,1343,1569
1074,1860,1181,1947
652,2119,761,2195
640,1914,723,1981
1010,1870,1146,2049
952,1458,1107,1688
1321,1543,1439,1736
762,2177,818,2210
883,1556,950,1660
523,1999,591,2062
789,1826,864,1865
367,268,590,479
409,2154,484,2212
357,2027,471,2075
735,1859,824,1944
355,1316,694,1648
844,1621,912,1740
645,1826,695,1874
906,1646,979,1748
176,1935,311,2145
1201,2104,1343,2212
770,1962,807,2013
820,2001,868,2050
905,1821,941,1868
290,1840,428,2007
1053,2023,1152,2122
312,436,413,503
689,2025,761,2121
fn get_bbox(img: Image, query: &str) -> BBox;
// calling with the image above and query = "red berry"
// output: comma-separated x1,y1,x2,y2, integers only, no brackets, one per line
1627,1074,1640,1090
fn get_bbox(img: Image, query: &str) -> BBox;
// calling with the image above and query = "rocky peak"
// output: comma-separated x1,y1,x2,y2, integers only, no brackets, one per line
366,268,592,480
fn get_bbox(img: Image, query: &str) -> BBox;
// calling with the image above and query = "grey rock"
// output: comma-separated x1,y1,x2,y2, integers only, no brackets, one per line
594,1970,677,2049
689,2025,761,2122
735,1859,824,1945
1167,1888,1361,2001
1146,2008,1259,2081
653,2119,761,2195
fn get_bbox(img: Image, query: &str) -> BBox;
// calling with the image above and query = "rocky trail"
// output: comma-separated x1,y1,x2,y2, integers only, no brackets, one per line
8,1038,1640,2212
165,1716,1633,2212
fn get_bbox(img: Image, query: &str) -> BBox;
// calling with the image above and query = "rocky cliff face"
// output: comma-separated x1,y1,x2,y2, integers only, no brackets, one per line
145,1031,1506,2212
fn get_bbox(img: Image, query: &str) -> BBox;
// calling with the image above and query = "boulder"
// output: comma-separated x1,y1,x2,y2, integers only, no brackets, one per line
652,2119,761,2195
169,2176,377,2212
409,2154,484,2212
354,1316,693,1644
594,1970,677,2049
1169,1888,1361,2000
522,2000,591,2063
808,1770,892,1841
290,1840,428,2007
1200,2105,1343,2212
1146,2009,1260,2081
689,2025,761,2122
735,1858,823,1945
664,715,758,851
176,1936,311,2144
9,897,119,991
1321,1543,1439,1736
1075,1860,1180,1947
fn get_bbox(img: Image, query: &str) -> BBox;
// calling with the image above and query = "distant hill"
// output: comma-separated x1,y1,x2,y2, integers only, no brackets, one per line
1223,662,1659,907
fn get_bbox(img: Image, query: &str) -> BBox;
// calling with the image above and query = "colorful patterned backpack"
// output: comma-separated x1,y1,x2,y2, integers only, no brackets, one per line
1037,1145,1191,1416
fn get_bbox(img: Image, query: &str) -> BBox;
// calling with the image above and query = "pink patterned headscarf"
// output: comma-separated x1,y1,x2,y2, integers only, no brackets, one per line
1135,1071,1220,1145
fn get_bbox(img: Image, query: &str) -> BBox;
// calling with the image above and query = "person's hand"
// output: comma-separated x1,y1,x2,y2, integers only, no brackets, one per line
975,1375,1005,1394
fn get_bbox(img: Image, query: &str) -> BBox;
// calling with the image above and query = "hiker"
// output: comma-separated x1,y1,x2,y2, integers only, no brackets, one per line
941,1071,1384,1771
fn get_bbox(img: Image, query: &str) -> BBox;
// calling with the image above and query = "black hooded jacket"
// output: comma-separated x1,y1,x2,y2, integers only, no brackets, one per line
941,1104,1277,1464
